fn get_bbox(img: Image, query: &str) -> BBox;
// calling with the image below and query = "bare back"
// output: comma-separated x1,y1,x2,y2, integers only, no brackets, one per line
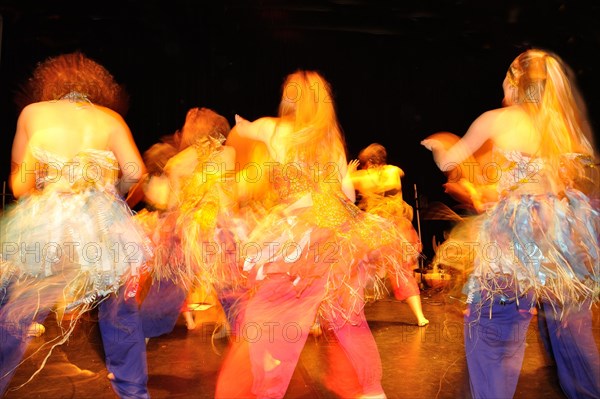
490,106,540,155
11,100,144,197
22,100,124,154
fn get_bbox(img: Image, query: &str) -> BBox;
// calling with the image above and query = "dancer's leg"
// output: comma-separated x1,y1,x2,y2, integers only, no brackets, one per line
0,279,52,396
99,288,149,399
541,300,600,399
390,270,428,326
464,292,534,399
216,274,325,398
405,295,429,327
332,318,385,397
139,277,187,337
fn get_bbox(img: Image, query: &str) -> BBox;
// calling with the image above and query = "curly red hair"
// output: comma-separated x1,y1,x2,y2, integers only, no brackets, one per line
16,51,129,116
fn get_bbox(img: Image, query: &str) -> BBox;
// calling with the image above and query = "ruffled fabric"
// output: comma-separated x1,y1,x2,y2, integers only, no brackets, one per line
240,163,420,328
134,209,184,284
357,190,414,222
138,135,246,296
356,191,422,299
0,148,152,320
431,149,599,314
471,189,599,306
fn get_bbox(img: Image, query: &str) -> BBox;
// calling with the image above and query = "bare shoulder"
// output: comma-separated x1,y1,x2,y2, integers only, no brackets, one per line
94,106,132,141
380,166,402,189
480,106,526,124
164,146,197,176
222,144,235,153
94,104,127,124
468,106,527,140
221,145,236,159
256,117,281,136
384,164,403,175
255,116,279,126
235,115,279,143
497,105,528,118
485,106,533,134
474,108,505,124
493,106,538,151
18,101,54,118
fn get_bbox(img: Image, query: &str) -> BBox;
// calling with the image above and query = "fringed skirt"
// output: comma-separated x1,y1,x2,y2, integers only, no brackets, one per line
0,188,152,325
240,191,421,328
433,188,599,314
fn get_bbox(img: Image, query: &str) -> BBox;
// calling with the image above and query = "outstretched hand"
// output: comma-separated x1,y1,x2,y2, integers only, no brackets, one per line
420,138,442,152
347,159,360,174
421,132,461,153
234,114,248,126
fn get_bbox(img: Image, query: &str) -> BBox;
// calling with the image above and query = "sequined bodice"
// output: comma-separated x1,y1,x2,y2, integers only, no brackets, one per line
32,147,119,192
494,148,550,196
272,162,316,202
270,161,361,228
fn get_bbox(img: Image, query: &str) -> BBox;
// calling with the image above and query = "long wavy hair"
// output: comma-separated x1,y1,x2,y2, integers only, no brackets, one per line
506,49,597,182
15,51,130,116
274,70,347,167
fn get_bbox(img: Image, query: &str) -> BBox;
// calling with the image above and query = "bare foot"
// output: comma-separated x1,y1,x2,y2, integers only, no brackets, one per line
183,312,196,330
417,318,430,327
107,372,115,381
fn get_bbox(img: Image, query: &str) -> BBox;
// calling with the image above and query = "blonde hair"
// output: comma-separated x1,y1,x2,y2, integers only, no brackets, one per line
507,49,597,179
275,70,347,165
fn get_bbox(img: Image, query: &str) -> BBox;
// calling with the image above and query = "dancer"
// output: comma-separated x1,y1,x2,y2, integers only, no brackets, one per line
215,70,418,399
422,48,599,399
349,143,428,326
0,52,152,398
135,106,241,336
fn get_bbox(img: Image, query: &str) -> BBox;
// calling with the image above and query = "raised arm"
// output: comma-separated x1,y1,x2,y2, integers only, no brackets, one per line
422,110,501,172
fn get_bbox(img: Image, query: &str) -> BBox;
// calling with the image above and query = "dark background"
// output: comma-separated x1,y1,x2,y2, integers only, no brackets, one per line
1,0,599,256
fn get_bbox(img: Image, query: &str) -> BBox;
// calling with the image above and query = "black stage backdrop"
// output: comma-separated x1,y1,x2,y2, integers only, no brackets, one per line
1,0,599,258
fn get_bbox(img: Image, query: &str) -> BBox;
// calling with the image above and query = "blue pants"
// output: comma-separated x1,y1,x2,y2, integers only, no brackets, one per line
0,281,149,398
216,285,248,333
99,290,150,398
537,301,600,399
139,278,186,338
464,291,535,399
0,279,50,396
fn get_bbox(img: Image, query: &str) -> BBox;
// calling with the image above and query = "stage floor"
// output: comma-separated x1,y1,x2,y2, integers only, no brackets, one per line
4,288,598,399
